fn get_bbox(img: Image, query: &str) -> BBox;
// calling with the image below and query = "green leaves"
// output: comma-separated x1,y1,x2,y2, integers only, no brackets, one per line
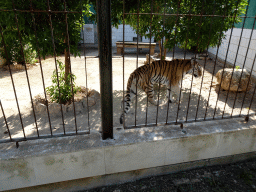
109,0,248,53
0,0,91,64
46,60,79,104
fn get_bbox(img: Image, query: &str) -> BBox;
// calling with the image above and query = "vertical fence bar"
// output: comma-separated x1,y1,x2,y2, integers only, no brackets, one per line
30,1,53,135
231,14,256,116
80,1,90,131
240,21,256,115
221,1,250,118
166,0,181,123
12,1,39,137
134,0,140,127
204,0,228,120
242,52,256,116
175,2,193,123
212,2,240,119
97,0,113,139
64,0,78,133
156,0,167,125
0,26,26,139
0,100,12,141
145,0,154,126
47,0,66,134
172,0,181,60
122,0,126,128
185,1,205,122
246,64,256,117
195,1,217,120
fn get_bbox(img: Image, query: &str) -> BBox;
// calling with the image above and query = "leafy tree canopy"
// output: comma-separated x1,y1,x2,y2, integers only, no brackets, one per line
91,0,248,52
0,0,91,64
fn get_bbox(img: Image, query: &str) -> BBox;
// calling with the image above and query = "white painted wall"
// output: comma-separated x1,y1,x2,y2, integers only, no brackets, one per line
82,24,95,43
82,24,155,46
111,25,154,46
208,28,256,75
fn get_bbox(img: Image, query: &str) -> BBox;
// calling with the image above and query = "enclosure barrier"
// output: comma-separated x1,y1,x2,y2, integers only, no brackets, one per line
0,0,256,145
121,0,256,130
0,0,92,144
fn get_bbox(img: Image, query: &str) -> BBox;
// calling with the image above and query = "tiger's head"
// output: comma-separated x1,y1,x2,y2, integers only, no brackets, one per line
187,57,202,77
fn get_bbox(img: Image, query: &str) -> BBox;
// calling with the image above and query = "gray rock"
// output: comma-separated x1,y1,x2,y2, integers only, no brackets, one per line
81,97,96,107
216,68,252,92
48,103,61,115
34,103,46,113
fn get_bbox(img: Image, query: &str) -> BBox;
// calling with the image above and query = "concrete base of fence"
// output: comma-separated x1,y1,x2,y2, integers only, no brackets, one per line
1,116,256,191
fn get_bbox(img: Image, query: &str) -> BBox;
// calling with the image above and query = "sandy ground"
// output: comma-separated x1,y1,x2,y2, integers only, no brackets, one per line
0,45,256,140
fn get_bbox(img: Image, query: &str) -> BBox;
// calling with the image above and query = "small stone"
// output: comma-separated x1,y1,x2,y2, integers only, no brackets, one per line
173,178,190,185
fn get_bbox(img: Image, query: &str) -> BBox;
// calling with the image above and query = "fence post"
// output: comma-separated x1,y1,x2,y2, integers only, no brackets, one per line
96,0,113,139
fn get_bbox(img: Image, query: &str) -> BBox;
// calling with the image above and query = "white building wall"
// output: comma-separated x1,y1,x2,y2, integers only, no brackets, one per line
82,24,95,43
111,25,154,46
208,28,256,75
82,24,155,46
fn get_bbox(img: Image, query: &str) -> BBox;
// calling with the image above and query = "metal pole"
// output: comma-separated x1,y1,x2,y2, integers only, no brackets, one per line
96,0,113,139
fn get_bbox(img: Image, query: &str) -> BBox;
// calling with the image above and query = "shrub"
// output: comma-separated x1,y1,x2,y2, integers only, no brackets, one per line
46,60,80,104
1,42,37,65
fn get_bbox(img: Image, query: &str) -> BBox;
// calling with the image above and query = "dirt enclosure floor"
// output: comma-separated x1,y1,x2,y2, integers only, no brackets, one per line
0,45,256,140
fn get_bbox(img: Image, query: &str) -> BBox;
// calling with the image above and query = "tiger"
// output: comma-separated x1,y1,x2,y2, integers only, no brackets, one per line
120,58,202,124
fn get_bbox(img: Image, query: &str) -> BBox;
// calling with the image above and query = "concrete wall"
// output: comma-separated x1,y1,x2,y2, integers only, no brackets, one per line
1,117,256,191
208,28,256,75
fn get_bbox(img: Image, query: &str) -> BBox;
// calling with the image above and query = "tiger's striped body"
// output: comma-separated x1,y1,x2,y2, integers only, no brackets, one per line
120,58,202,124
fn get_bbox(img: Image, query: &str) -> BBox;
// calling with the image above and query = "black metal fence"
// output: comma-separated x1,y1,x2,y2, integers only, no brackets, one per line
121,0,256,129
0,0,255,145
0,0,92,145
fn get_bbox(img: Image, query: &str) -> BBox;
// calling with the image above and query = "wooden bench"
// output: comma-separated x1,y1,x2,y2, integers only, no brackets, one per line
116,41,156,55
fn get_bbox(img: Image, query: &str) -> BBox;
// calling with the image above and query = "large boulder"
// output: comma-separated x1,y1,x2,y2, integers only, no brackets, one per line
216,68,252,92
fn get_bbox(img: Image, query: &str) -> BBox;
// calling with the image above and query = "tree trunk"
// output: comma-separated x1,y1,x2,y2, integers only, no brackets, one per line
64,36,70,82
158,40,162,59
158,39,167,60
64,36,72,104
163,39,167,59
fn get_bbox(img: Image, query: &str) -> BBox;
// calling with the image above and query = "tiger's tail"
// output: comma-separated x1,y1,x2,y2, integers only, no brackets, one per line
120,74,138,124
